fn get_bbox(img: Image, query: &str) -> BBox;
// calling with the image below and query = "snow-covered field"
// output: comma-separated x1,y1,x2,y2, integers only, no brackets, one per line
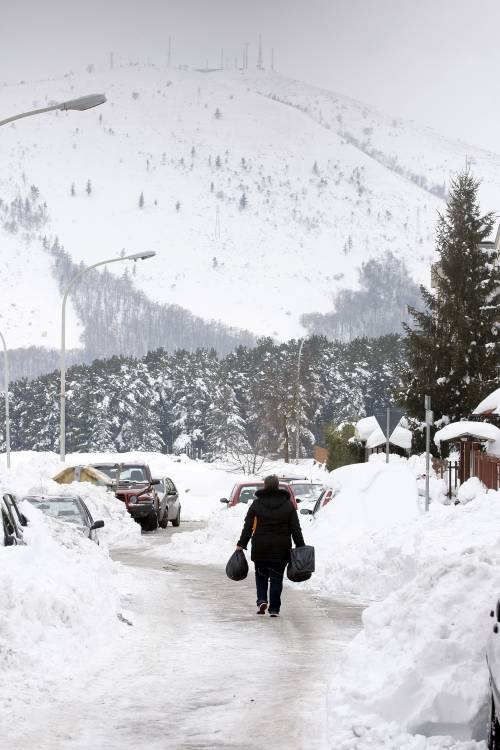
2,450,499,748
2,66,500,348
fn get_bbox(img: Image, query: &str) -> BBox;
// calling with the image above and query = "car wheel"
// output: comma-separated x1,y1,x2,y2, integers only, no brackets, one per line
488,694,500,750
171,510,181,527
158,510,169,529
140,511,159,532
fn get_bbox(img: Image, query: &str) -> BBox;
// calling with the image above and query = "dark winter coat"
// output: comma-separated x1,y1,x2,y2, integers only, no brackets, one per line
237,488,305,562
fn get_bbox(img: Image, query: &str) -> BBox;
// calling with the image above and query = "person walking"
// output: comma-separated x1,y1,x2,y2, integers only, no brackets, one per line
236,475,305,617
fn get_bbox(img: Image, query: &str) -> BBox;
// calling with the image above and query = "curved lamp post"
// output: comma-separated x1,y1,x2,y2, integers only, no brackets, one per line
59,251,156,462
0,94,106,128
0,332,10,469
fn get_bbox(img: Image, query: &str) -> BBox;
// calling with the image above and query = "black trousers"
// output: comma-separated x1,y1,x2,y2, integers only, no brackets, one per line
254,560,287,613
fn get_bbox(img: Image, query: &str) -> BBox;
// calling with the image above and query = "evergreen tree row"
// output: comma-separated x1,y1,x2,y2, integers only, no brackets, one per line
0,335,405,462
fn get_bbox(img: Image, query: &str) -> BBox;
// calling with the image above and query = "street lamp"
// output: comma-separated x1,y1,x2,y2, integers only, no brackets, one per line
0,332,10,469
59,251,156,462
0,94,106,128
295,338,305,463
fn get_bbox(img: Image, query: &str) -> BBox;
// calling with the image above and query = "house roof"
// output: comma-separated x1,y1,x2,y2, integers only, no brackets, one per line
434,421,500,446
473,387,500,417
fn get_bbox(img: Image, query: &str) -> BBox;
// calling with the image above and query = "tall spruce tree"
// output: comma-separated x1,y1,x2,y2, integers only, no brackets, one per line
402,170,499,422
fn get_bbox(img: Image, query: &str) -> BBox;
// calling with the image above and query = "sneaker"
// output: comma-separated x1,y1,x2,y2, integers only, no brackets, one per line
269,612,280,617
256,602,268,615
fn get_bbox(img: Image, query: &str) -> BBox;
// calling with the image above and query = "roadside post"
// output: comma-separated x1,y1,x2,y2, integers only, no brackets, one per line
424,395,433,512
374,407,404,464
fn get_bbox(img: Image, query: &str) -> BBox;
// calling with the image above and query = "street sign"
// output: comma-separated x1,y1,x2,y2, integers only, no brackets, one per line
373,408,404,439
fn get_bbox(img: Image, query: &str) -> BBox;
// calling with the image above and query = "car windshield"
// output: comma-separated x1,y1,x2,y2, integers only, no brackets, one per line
289,483,322,499
27,497,86,526
97,465,148,483
238,486,261,503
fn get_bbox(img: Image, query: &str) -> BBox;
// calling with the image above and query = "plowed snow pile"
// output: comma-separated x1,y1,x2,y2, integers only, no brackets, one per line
304,476,500,748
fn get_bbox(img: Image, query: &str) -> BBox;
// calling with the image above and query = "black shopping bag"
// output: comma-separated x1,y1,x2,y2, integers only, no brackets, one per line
226,549,249,581
287,545,315,582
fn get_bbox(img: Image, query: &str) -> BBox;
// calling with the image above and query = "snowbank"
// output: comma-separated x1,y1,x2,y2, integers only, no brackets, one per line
322,486,500,745
322,462,420,541
0,502,122,719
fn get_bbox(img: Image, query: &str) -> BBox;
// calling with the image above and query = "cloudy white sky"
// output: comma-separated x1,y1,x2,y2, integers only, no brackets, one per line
1,0,498,151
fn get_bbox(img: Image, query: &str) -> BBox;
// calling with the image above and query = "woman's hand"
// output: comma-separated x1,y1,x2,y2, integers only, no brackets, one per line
236,545,244,551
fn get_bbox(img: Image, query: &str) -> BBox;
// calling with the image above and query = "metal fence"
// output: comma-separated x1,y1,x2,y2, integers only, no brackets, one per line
434,459,460,499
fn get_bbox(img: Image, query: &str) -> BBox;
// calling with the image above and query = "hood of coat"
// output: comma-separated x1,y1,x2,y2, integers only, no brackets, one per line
254,487,291,511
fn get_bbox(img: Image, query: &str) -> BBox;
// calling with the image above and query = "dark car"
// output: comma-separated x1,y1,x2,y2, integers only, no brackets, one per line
487,599,500,748
24,494,104,543
300,486,335,518
220,481,299,509
2,493,26,546
91,463,179,531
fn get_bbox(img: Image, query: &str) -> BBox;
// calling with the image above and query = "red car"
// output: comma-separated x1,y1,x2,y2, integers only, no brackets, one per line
220,481,299,509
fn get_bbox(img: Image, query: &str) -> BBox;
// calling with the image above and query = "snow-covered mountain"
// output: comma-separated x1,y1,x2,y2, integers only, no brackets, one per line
1,63,499,355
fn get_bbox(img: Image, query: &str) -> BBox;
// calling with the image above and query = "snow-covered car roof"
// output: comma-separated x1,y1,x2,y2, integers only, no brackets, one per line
473,387,500,416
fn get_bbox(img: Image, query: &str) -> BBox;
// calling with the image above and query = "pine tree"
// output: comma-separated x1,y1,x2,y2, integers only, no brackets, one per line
402,169,499,422
86,179,92,196
70,183,76,197
239,192,248,210
215,155,222,168
214,108,221,119
139,192,145,208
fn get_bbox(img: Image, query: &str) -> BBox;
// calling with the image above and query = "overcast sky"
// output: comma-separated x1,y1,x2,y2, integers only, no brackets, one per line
1,0,498,151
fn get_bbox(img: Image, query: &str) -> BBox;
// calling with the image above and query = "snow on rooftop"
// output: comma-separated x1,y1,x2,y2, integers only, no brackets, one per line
434,420,500,446
355,416,412,450
473,387,500,416
365,424,412,450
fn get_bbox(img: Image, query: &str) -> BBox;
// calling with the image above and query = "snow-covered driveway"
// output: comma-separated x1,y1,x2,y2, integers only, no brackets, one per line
9,524,362,750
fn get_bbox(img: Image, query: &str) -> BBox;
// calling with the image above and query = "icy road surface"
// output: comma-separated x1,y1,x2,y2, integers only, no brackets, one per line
11,523,362,750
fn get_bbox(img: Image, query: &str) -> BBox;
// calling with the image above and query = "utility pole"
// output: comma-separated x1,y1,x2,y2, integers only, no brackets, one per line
168,36,172,67
271,48,274,71
257,34,263,70
385,407,390,464
425,395,433,511
243,42,249,70
220,48,224,70
110,51,114,70
295,339,305,463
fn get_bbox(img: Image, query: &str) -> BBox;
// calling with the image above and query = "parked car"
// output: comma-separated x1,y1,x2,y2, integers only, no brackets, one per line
300,486,336,518
486,599,500,748
91,463,180,531
220,481,299,509
2,493,26,546
286,481,323,510
156,476,182,528
24,494,104,543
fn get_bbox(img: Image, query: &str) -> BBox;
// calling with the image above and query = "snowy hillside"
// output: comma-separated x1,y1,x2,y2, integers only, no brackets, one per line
2,64,499,351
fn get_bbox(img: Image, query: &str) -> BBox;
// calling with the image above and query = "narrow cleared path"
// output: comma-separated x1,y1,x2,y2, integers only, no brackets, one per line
9,524,363,750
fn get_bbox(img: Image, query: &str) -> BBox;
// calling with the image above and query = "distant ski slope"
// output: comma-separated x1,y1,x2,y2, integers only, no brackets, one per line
1,64,499,350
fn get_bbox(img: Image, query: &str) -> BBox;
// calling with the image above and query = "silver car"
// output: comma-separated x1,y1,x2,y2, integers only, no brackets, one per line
156,477,182,527
24,494,105,543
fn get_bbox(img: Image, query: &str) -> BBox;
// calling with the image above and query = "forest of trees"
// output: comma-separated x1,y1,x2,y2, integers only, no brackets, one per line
302,252,422,341
0,335,405,464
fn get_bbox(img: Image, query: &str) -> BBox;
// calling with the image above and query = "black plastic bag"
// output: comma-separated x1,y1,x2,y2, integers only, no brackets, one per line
226,549,249,581
287,545,315,582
